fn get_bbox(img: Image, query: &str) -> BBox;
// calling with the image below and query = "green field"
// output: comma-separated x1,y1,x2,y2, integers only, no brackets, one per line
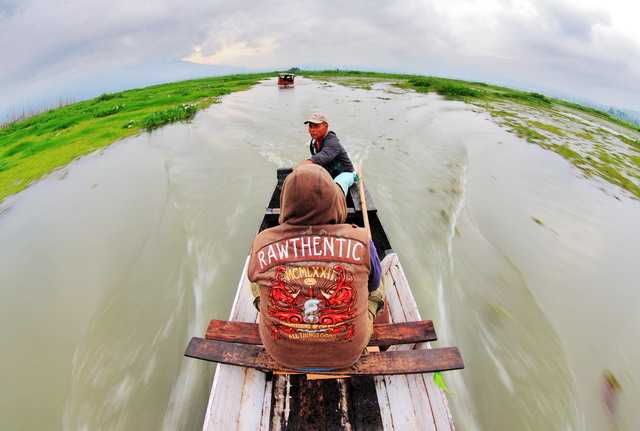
2,69,639,202
0,73,272,202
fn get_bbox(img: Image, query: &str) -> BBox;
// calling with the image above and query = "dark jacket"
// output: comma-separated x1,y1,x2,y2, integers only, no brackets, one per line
309,131,355,178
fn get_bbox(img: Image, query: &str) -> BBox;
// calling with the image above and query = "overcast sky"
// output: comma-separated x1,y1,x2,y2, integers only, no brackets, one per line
1,0,639,122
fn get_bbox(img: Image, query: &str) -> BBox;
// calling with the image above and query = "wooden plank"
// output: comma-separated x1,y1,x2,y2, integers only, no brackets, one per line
349,182,377,211
374,377,396,430
379,253,458,431
205,319,437,346
202,257,268,431
386,256,456,431
237,368,270,431
270,375,289,430
379,280,436,429
306,373,350,380
378,254,422,430
405,373,438,431
337,379,352,430
258,377,273,431
186,338,463,375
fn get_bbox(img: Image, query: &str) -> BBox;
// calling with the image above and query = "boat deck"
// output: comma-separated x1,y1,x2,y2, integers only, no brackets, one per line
200,169,456,430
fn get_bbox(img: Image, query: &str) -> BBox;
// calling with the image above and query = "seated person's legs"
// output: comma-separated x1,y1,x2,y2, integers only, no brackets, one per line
367,279,386,331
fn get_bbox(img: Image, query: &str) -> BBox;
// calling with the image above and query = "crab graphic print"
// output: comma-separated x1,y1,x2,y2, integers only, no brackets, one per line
249,229,372,369
268,264,357,342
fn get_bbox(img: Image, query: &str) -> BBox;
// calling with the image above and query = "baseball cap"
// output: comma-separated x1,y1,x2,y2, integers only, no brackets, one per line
304,112,329,124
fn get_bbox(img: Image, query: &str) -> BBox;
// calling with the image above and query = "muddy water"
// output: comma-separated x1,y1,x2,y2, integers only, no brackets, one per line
0,77,638,430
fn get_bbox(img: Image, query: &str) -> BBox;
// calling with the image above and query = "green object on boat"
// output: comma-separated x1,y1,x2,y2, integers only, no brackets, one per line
433,371,450,393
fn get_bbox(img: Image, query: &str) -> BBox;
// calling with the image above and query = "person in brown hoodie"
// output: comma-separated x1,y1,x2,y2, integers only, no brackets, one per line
248,164,384,370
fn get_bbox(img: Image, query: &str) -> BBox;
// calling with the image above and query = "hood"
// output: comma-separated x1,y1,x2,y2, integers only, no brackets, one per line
279,164,347,225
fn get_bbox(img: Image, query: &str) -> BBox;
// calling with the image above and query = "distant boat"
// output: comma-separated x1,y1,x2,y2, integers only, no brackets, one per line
277,73,295,88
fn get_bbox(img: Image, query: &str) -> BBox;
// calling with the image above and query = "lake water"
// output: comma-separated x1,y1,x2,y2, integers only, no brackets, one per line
0,77,638,430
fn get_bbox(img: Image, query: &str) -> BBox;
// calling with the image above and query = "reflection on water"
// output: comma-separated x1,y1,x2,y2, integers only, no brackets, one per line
0,77,638,430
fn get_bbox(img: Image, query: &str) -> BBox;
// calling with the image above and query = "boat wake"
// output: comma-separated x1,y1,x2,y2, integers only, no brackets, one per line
436,166,579,431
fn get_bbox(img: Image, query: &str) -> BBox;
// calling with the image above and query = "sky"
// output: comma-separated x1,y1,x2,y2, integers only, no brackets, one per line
1,0,639,122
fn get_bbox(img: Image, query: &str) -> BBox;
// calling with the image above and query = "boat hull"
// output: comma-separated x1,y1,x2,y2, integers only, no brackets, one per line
200,169,458,430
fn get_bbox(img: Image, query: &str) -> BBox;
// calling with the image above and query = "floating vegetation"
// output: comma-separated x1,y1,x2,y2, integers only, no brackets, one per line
142,103,197,130
94,104,125,118
528,120,565,137
531,217,544,226
575,131,595,141
489,110,518,118
95,92,120,102
440,209,450,223
506,123,547,143
406,77,481,100
602,370,622,421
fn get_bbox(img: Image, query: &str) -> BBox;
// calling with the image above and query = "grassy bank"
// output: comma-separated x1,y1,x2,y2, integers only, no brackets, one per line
300,70,640,132
0,73,272,202
3,69,639,202
300,70,640,199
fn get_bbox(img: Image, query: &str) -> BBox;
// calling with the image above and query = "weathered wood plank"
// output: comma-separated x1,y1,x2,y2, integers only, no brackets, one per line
405,373,438,431
374,377,395,430
386,255,456,431
383,375,420,430
378,253,458,431
203,257,268,431
186,338,463,375
259,377,273,431
349,182,377,211
270,375,288,430
236,368,270,431
378,258,437,431
205,319,437,346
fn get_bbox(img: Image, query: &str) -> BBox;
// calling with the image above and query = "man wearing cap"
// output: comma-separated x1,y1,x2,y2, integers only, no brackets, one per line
301,113,357,195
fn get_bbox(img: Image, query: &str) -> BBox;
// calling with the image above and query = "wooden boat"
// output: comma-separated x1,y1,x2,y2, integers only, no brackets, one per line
192,168,462,430
277,73,295,88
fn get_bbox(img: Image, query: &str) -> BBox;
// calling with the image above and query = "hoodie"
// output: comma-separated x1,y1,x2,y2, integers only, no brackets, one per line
248,164,372,369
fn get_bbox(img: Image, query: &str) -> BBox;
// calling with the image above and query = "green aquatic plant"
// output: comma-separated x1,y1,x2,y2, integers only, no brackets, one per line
95,92,119,102
507,123,547,143
405,77,480,99
489,110,518,118
613,133,640,150
575,131,595,141
0,160,13,172
94,104,125,118
141,104,198,130
531,217,544,226
528,120,566,137
548,144,581,163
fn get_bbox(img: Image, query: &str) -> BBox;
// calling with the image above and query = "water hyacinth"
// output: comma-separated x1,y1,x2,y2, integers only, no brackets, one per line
142,103,198,130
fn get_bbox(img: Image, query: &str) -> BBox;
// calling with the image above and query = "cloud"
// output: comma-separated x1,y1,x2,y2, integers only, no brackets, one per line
183,38,279,66
0,0,20,17
1,0,639,121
